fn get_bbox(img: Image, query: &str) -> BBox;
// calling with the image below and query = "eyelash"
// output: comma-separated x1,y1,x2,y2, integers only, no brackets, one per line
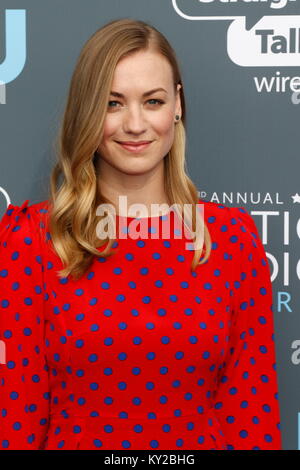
108,99,165,109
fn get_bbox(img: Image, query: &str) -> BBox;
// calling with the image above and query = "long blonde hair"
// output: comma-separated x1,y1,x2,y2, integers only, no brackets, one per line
47,18,212,281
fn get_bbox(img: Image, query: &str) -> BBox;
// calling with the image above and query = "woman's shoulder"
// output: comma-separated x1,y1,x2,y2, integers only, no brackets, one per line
0,199,50,247
198,198,260,242
199,197,250,220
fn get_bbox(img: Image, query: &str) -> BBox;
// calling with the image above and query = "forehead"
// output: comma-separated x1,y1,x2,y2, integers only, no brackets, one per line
112,50,174,91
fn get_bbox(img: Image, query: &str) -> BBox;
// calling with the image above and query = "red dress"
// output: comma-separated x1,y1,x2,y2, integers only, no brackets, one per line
0,199,282,450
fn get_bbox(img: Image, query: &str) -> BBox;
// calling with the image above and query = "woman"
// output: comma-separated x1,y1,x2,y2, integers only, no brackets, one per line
0,18,282,450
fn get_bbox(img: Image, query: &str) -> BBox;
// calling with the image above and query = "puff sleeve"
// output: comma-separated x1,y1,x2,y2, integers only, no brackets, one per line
0,200,50,449
212,206,282,450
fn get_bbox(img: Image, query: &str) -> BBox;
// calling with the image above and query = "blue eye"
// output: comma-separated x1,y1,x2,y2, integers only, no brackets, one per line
108,101,120,107
107,99,165,109
147,99,164,105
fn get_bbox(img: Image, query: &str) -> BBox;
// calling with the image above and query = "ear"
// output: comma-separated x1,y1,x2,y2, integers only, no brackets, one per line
175,83,182,118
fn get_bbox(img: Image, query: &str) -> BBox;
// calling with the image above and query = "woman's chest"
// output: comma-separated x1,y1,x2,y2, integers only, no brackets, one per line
43,236,234,371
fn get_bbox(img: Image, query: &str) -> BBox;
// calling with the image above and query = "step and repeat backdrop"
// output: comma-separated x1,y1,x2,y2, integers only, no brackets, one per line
0,0,299,450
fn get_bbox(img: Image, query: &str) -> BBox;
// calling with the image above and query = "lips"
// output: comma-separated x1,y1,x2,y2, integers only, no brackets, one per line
116,141,153,153
117,141,152,145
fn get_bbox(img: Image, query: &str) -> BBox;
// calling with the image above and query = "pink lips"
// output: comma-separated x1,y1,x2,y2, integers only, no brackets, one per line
116,141,153,153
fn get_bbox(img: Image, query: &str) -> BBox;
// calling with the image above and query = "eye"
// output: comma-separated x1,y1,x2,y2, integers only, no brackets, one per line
147,99,165,106
107,98,165,110
108,100,121,108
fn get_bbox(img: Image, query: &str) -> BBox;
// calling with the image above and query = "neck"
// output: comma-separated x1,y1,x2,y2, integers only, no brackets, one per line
95,155,170,216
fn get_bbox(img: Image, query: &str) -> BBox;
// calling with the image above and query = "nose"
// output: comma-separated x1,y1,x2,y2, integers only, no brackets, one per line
122,104,147,134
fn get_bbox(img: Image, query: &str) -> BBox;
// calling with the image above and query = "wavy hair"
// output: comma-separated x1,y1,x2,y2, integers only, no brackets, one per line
47,18,212,281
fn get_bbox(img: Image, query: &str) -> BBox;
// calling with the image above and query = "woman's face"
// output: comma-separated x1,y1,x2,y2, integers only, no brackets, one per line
97,49,182,176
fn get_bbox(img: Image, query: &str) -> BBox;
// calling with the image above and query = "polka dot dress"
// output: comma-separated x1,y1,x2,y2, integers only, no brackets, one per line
0,199,282,450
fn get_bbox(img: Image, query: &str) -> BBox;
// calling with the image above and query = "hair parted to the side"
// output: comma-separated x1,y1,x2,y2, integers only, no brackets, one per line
47,17,212,281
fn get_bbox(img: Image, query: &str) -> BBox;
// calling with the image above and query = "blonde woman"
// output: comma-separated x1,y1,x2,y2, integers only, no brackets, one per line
0,18,282,450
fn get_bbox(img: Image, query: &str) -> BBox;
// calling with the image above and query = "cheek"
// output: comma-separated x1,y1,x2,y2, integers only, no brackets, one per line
101,117,118,141
152,109,175,135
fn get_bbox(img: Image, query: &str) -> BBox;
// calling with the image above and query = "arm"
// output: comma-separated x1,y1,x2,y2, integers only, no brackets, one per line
0,200,50,449
212,206,282,450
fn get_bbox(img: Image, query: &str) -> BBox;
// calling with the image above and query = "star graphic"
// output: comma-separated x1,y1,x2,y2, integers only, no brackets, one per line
291,193,300,203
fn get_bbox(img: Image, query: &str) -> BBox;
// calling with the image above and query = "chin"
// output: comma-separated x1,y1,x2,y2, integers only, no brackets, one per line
120,166,153,176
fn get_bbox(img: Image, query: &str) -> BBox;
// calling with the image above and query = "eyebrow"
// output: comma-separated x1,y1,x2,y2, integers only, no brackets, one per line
110,87,168,98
